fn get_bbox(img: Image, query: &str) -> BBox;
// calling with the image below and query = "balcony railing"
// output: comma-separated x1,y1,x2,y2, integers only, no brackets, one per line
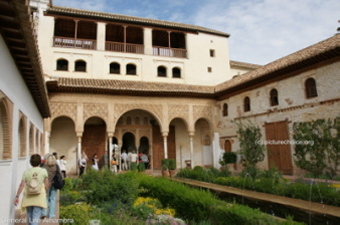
105,41,144,54
53,37,96,50
153,46,187,58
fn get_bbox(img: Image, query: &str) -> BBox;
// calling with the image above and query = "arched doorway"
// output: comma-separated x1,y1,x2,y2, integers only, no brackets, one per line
50,116,77,174
122,132,136,152
82,117,106,169
224,140,232,152
194,118,212,167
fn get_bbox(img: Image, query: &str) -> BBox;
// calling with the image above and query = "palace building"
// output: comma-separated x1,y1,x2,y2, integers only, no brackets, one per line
0,0,339,220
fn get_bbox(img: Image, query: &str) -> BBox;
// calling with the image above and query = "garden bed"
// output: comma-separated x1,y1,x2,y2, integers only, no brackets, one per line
172,178,340,225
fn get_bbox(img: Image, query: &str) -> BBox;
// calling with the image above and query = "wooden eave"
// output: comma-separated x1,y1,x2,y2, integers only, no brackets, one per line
46,78,216,99
0,0,50,118
45,6,230,38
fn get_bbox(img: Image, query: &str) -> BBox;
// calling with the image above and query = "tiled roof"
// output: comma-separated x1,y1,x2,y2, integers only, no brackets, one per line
215,35,340,95
47,6,230,37
230,60,262,70
47,78,216,98
0,0,50,117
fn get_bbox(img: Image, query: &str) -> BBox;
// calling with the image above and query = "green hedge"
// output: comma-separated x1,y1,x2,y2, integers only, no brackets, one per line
138,175,302,224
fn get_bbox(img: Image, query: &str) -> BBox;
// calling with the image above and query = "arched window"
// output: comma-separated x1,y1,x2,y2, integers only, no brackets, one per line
18,117,27,157
0,97,11,160
109,62,120,74
270,89,279,106
75,60,86,72
222,103,228,117
172,67,181,78
126,64,136,75
126,116,132,125
305,78,318,98
157,66,167,77
244,97,251,112
56,59,68,71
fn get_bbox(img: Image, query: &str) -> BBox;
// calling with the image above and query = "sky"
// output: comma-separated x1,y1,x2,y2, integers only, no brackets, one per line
53,0,339,65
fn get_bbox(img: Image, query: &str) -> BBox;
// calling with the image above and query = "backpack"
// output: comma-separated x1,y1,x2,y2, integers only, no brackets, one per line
53,165,65,190
27,172,42,195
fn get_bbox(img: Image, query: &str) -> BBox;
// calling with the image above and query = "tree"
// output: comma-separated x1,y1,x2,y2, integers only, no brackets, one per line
236,122,265,167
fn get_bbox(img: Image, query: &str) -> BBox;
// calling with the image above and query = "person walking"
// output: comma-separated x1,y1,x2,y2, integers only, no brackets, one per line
121,150,128,171
111,153,118,173
78,152,87,177
140,152,149,169
41,153,59,219
59,155,67,178
92,153,99,170
14,154,48,225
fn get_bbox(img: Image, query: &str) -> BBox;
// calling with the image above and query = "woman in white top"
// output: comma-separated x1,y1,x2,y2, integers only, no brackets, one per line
59,155,67,178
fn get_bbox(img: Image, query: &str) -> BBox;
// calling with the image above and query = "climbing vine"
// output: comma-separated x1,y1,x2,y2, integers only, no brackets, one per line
293,117,340,177
236,122,266,167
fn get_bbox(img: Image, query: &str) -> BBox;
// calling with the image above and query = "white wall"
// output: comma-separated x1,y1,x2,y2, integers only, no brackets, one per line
0,36,45,221
37,14,232,86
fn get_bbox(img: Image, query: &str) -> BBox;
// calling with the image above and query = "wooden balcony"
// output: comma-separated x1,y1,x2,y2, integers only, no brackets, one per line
153,46,187,58
105,41,144,54
53,37,96,49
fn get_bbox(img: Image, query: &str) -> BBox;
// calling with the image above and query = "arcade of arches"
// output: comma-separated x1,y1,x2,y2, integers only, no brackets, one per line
47,97,217,174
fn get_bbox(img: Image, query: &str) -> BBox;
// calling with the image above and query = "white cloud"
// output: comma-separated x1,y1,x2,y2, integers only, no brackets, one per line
192,0,339,64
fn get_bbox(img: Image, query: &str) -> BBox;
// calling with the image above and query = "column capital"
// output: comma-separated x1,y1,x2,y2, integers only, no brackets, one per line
162,131,169,137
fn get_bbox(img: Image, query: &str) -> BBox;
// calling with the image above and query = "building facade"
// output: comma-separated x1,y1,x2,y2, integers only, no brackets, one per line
0,0,339,221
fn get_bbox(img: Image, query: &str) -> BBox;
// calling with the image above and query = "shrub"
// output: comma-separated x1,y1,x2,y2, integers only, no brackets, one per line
137,162,145,172
59,203,92,225
223,152,237,164
81,170,140,206
168,159,176,170
138,175,295,224
161,159,170,170
240,166,261,179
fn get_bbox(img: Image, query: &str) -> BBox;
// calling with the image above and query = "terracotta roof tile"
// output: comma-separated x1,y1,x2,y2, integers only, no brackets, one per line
216,35,340,93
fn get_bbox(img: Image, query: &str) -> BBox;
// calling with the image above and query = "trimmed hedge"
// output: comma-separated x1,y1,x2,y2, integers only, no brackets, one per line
138,175,302,225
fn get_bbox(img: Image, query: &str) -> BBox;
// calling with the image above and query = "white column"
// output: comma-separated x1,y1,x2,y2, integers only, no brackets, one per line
77,135,82,175
189,132,194,168
96,22,106,51
162,132,168,159
144,28,153,55
108,136,113,169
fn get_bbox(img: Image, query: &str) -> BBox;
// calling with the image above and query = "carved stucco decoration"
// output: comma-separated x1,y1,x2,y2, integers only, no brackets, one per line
50,102,77,122
83,103,108,122
168,104,189,123
139,128,152,140
193,105,213,122
114,103,163,125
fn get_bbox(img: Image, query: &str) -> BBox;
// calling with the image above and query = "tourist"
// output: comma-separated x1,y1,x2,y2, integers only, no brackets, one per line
121,150,128,170
14,154,48,225
59,155,67,178
140,152,149,169
92,153,99,170
41,153,59,219
78,152,87,177
111,153,118,173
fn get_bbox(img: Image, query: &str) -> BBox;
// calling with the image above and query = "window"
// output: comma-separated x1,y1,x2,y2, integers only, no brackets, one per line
210,49,215,57
207,67,212,72
75,60,86,72
157,66,167,77
56,59,68,71
172,67,181,78
270,89,279,106
305,78,318,98
110,62,120,74
222,103,228,117
126,64,136,75
244,97,251,112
